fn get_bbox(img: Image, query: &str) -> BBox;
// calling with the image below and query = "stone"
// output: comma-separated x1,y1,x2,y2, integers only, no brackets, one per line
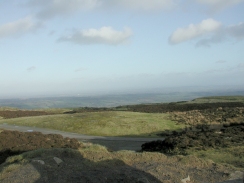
53,157,63,165
32,160,45,165
181,175,190,183
228,171,244,181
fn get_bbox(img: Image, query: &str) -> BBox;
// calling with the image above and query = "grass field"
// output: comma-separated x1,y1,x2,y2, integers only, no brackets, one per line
0,111,184,137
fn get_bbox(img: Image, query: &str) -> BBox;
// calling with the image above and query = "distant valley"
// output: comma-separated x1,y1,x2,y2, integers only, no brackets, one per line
1,89,244,109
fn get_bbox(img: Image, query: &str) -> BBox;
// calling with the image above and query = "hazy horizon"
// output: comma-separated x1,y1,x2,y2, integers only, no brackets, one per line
1,1,244,99
1,84,244,100
1,87,244,110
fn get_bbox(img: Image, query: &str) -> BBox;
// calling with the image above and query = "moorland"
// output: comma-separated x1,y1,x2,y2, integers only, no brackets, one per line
0,96,244,182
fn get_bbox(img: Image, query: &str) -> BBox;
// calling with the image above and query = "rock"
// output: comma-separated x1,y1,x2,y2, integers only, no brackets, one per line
53,157,63,165
181,175,190,183
32,160,45,165
228,171,244,181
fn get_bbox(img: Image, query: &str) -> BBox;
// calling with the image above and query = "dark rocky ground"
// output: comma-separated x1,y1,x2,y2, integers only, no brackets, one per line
141,124,244,157
0,130,81,165
139,103,244,172
0,110,52,119
126,102,244,113
0,130,242,183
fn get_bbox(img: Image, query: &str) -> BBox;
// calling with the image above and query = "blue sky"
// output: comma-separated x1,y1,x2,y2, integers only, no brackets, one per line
0,0,244,98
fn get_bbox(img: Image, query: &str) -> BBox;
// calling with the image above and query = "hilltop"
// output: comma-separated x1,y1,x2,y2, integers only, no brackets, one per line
0,96,244,182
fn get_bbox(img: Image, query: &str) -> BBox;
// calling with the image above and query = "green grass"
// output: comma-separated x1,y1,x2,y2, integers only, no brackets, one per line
186,146,244,169
0,111,184,137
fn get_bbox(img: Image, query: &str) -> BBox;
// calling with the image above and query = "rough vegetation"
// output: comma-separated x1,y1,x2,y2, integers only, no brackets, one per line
0,142,241,183
170,107,244,128
0,110,52,119
125,102,244,113
139,101,244,170
142,124,244,158
0,130,81,165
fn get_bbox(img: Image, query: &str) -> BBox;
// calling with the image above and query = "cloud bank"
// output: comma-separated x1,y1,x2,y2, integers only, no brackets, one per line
27,0,244,20
28,0,177,20
194,0,244,12
28,0,100,20
0,17,40,39
111,0,177,11
58,26,132,45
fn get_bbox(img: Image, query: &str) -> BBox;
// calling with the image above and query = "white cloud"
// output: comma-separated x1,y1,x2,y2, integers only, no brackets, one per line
0,17,40,39
113,0,177,11
28,0,100,19
28,0,177,20
195,0,244,12
169,18,221,44
58,26,132,45
169,19,244,46
195,0,243,6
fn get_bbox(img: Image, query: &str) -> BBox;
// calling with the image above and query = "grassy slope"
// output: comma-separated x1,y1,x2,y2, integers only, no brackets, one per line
1,96,244,170
0,111,184,137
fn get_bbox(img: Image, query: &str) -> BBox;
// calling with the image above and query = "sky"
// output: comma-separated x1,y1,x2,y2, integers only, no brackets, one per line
1,0,244,99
